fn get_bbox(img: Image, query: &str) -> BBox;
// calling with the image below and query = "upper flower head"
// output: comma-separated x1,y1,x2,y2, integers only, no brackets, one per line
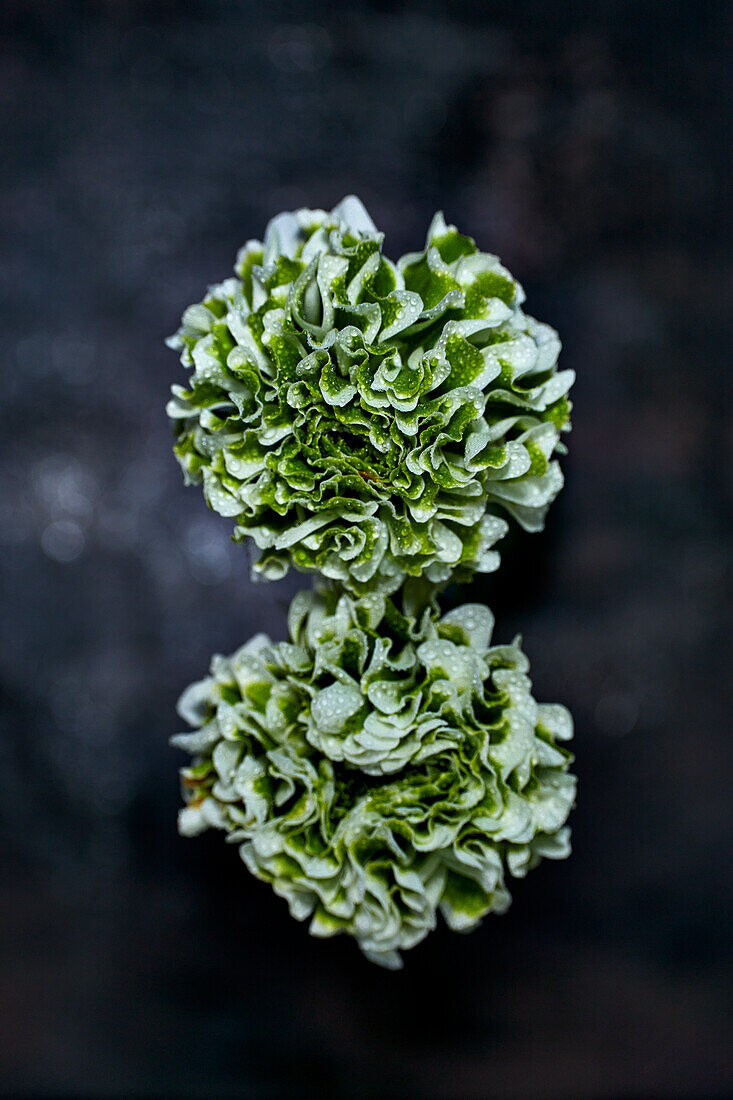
167,197,573,594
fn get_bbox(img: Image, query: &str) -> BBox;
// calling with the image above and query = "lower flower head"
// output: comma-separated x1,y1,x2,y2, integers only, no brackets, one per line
172,586,576,967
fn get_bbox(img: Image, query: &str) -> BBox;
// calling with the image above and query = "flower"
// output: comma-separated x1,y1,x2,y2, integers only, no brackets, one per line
167,196,573,594
172,586,576,968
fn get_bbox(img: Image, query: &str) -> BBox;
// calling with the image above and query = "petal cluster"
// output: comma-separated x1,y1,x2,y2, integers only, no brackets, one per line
173,586,575,968
167,197,573,593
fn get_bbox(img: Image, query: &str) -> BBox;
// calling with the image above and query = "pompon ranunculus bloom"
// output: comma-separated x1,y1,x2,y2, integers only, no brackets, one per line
171,586,576,969
167,197,573,594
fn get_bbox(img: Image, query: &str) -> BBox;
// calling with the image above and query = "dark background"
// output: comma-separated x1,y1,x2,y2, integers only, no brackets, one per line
2,2,731,1097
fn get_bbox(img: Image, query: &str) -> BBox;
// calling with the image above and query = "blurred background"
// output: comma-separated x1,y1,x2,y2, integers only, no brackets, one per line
2,1,731,1097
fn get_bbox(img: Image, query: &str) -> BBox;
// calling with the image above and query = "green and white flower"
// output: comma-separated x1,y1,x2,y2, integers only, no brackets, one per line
172,586,576,968
167,197,573,594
